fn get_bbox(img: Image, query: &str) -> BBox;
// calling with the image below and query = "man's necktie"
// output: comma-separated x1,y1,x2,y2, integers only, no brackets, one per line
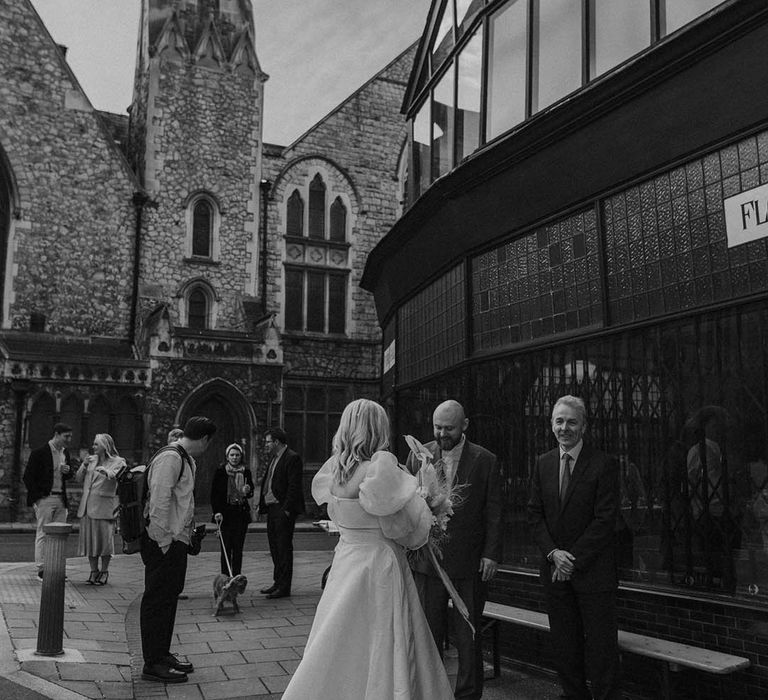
560,453,572,506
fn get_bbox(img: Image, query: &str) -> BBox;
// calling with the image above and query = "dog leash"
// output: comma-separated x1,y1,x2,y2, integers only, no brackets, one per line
213,512,234,578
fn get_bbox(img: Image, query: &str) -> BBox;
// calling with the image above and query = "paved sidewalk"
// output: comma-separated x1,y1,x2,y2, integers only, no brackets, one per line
0,549,561,699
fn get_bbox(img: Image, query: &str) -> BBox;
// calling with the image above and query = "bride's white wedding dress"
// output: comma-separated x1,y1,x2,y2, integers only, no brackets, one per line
281,451,454,699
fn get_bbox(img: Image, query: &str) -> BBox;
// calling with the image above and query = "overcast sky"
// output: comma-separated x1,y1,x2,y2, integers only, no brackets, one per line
29,0,431,145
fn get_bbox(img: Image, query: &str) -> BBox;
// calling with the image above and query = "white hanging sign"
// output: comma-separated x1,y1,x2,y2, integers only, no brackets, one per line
724,182,768,248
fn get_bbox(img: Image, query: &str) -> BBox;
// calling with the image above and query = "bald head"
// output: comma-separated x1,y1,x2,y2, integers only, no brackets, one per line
433,400,468,451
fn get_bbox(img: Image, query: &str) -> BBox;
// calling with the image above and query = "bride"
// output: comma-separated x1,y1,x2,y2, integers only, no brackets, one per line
281,398,453,699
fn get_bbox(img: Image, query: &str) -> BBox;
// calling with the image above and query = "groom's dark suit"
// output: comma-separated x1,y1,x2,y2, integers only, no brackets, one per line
408,439,503,699
528,443,620,700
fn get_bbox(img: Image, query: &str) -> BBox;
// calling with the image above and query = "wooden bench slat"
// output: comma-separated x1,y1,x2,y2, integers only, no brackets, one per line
617,631,750,674
482,603,750,675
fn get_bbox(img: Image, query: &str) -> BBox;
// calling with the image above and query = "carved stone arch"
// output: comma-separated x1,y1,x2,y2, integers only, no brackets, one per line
176,277,220,330
272,155,362,211
175,378,257,508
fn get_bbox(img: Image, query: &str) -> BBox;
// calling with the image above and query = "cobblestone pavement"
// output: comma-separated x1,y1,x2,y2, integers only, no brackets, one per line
0,546,561,699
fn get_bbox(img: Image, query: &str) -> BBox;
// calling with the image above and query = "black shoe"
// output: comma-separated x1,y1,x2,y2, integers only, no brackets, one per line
266,589,290,599
36,571,43,581
141,662,188,683
260,585,277,594
164,654,194,673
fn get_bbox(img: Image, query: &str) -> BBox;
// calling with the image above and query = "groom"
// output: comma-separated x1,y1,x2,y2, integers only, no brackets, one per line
407,399,503,699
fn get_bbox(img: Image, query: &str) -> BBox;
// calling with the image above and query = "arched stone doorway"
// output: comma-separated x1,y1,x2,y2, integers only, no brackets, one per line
176,379,254,511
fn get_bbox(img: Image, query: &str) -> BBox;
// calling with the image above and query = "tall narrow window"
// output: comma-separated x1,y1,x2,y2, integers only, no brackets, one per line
432,65,455,179
285,268,304,331
60,395,82,449
192,199,213,257
308,174,326,239
188,288,208,329
413,102,431,198
286,189,304,236
306,270,326,332
456,27,483,161
486,0,528,141
328,274,346,334
330,197,347,242
532,0,583,112
88,395,111,439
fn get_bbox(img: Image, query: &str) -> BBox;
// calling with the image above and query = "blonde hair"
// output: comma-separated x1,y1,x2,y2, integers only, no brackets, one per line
332,399,390,485
93,433,119,460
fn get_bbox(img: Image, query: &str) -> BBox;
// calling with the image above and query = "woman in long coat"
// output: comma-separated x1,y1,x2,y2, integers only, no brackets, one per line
210,443,254,576
76,433,126,585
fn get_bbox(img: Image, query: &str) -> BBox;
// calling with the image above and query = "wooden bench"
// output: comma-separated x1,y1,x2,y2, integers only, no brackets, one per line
481,602,751,699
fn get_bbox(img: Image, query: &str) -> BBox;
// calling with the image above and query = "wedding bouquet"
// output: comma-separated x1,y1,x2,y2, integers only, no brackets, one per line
405,434,474,636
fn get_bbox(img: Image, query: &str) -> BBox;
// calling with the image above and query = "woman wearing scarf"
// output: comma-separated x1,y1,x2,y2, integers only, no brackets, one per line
210,443,254,576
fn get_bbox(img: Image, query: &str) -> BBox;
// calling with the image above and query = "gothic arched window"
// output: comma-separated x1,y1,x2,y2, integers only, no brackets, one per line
308,174,326,239
329,197,347,242
186,193,220,260
188,287,209,329
287,189,304,236
192,199,213,257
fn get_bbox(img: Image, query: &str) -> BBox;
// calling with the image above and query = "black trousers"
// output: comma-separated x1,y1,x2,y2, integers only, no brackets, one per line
545,583,621,700
219,506,250,575
414,570,486,699
266,503,295,593
139,533,187,664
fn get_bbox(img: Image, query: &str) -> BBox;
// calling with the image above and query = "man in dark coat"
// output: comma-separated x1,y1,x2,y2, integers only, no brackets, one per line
258,427,305,598
407,400,503,700
527,395,621,700
23,422,75,580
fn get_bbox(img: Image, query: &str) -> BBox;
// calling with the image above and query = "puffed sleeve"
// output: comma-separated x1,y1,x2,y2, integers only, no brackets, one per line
311,456,336,506
359,451,432,550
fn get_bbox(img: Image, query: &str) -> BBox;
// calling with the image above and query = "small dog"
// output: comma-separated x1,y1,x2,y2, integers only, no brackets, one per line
213,573,248,616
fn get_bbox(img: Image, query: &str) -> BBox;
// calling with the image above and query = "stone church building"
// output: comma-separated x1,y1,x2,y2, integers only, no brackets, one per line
0,0,413,519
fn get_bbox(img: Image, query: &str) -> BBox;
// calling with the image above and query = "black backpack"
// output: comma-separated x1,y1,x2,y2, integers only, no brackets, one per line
117,444,191,554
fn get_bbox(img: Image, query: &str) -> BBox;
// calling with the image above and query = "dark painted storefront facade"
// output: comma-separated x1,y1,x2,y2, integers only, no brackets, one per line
363,2,768,696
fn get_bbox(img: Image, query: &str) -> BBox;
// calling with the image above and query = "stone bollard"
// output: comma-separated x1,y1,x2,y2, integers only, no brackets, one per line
35,522,71,656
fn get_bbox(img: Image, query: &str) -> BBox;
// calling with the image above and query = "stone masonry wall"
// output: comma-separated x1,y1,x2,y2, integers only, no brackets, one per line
0,0,138,337
262,44,416,384
135,8,264,332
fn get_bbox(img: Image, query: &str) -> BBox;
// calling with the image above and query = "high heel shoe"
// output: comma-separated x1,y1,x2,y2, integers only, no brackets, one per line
95,571,109,586
87,570,99,585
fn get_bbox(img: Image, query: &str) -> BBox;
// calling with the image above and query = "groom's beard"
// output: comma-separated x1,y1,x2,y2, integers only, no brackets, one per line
437,435,461,451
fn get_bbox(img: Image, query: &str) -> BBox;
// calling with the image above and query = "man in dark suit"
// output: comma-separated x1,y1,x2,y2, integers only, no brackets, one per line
407,400,503,700
23,422,75,580
258,427,305,599
527,395,621,700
